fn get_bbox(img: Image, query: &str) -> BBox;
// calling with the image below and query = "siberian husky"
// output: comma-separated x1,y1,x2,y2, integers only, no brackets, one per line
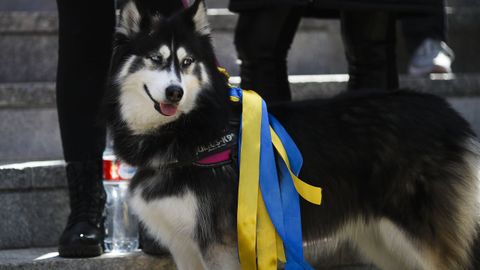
106,0,480,269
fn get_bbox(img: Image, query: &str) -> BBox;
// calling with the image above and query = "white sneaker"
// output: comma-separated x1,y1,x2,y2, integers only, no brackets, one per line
408,38,455,76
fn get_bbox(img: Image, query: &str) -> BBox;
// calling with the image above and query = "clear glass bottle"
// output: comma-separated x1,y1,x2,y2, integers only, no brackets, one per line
103,144,138,253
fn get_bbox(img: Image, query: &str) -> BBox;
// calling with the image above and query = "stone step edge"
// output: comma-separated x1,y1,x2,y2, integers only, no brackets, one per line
0,247,176,270
1,73,479,108
0,160,66,191
0,82,55,108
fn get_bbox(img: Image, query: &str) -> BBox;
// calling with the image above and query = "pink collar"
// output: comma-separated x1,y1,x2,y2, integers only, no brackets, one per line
194,149,232,166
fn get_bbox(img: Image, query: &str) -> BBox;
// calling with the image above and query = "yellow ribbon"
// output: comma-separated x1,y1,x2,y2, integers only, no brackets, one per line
236,90,321,270
257,193,278,269
270,129,322,205
237,90,262,270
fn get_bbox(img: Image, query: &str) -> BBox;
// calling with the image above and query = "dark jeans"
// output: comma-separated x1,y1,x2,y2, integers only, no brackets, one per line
55,0,183,162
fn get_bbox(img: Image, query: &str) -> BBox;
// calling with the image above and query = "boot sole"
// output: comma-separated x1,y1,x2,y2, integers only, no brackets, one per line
58,244,103,258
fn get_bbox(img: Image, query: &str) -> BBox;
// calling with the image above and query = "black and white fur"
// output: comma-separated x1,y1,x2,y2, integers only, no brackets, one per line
106,1,480,269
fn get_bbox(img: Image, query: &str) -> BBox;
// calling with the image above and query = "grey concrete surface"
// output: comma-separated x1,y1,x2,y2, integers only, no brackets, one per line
0,248,176,270
0,108,63,162
0,82,55,108
0,160,68,249
0,246,377,270
0,162,67,249
0,0,56,12
0,189,69,249
0,161,65,190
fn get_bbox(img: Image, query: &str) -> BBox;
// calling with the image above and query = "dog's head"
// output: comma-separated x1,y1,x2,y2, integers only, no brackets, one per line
111,0,220,134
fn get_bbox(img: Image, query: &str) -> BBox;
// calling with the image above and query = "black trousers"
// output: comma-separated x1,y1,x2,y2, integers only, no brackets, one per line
56,0,183,162
235,7,445,103
235,8,398,103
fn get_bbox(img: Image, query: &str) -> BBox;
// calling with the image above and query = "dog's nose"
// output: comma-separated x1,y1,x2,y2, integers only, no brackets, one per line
165,85,184,103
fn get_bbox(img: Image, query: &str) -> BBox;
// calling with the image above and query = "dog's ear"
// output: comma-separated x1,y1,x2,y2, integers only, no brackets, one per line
117,1,142,37
188,0,210,36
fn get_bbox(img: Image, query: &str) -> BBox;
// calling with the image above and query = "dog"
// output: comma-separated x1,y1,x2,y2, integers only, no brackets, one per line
106,0,480,269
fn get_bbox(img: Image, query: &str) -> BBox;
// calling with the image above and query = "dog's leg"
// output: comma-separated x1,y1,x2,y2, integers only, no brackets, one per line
348,218,425,270
168,236,208,270
376,219,434,270
130,190,208,270
204,243,240,270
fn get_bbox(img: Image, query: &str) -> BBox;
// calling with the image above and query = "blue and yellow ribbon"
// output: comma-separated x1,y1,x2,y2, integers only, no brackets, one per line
231,87,322,270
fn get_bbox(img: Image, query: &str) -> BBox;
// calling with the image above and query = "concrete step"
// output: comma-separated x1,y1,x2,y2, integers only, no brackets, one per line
0,10,344,82
1,74,480,161
1,6,479,83
0,248,176,270
0,247,378,270
0,82,61,162
0,82,60,161
0,161,67,249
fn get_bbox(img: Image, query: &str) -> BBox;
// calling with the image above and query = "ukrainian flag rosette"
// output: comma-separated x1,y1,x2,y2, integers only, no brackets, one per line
230,87,322,270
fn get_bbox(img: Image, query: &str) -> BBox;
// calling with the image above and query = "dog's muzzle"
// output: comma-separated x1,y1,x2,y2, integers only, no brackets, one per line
143,84,180,117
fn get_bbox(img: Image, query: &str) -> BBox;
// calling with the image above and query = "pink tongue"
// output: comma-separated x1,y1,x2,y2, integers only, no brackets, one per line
159,103,178,116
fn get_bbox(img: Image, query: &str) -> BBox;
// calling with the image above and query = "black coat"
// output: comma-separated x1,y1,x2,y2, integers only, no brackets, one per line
228,0,442,14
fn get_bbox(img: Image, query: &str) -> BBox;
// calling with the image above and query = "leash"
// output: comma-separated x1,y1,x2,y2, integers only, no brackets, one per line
229,86,322,270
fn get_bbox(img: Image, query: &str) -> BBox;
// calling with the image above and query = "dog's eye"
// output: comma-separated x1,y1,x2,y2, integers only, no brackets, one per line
182,57,195,68
147,55,162,63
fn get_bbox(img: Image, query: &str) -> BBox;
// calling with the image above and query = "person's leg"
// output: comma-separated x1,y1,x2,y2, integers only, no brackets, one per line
234,7,302,103
341,11,398,90
56,0,115,258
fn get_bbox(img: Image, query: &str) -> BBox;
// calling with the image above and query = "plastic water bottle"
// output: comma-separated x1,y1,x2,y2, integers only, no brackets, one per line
103,145,139,253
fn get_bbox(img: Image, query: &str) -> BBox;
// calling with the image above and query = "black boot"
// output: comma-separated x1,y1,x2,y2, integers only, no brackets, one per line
58,160,106,258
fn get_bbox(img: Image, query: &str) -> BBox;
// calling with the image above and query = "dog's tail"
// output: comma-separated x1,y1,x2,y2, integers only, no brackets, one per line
469,229,480,270
466,138,480,270
434,137,480,270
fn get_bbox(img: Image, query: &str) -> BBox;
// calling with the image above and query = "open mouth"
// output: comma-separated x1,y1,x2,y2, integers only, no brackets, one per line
143,85,178,117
